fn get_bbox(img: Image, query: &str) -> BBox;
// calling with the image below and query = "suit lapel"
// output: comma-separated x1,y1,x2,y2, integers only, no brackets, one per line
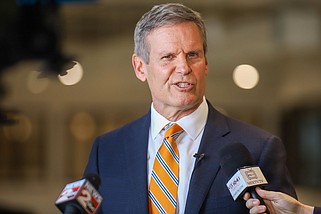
123,112,151,213
119,104,231,213
184,103,231,213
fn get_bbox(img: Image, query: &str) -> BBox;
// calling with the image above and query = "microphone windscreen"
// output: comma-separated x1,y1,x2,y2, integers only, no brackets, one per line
219,142,254,177
83,173,101,190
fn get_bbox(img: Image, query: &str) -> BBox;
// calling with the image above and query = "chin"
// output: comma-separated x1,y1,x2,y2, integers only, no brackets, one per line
175,97,202,110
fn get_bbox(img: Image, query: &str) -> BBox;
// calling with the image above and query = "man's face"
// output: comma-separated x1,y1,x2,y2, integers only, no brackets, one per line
133,22,208,119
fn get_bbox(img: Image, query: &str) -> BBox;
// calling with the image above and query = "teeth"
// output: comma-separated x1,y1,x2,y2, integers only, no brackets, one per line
177,82,190,88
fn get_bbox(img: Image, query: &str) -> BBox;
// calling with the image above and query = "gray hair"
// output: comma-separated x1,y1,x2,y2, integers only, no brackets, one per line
134,3,207,64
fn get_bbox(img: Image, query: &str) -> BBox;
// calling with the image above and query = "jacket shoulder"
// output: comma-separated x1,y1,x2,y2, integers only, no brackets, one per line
97,112,150,143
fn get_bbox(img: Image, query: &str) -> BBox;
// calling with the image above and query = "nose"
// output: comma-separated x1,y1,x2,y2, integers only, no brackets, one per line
176,56,192,75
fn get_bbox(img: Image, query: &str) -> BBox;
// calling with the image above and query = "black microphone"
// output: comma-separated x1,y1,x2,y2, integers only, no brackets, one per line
193,153,205,161
55,173,103,214
219,143,269,213
193,153,205,166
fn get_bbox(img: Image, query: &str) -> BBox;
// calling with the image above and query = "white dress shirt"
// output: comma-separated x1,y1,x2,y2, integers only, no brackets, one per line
147,97,208,214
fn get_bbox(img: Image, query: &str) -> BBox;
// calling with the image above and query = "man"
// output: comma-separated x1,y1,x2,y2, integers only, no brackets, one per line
244,187,321,214
84,3,297,213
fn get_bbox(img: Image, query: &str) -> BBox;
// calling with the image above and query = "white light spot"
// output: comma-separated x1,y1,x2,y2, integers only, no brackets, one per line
58,61,83,86
233,64,259,89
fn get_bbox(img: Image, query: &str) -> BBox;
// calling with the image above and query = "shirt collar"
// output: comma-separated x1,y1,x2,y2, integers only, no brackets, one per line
150,97,208,140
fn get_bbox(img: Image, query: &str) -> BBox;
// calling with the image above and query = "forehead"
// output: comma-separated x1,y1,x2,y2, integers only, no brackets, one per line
147,22,203,52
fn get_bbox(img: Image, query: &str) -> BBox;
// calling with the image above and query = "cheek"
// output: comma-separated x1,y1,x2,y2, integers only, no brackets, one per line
201,61,209,76
146,72,166,92
149,68,171,85
195,67,208,81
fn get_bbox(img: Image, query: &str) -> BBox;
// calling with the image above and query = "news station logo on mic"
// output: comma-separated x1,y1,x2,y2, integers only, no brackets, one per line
245,168,258,180
226,166,268,200
56,178,103,214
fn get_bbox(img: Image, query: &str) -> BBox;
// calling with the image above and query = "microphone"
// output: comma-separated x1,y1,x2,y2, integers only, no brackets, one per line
55,173,103,214
219,143,269,213
193,153,205,161
193,153,205,166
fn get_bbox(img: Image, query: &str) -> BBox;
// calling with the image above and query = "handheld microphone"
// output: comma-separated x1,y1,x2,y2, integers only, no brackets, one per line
219,143,269,213
55,173,103,214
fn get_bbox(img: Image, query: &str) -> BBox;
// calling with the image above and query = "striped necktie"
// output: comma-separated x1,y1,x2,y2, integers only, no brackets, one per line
149,123,184,214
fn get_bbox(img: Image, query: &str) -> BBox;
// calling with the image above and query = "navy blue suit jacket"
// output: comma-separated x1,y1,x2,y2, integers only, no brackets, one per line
84,101,297,213
314,207,321,214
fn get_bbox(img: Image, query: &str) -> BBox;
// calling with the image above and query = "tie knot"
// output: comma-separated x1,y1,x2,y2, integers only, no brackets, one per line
164,123,184,139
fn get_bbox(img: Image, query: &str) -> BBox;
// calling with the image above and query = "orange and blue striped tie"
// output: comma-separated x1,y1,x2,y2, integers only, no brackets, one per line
149,123,184,214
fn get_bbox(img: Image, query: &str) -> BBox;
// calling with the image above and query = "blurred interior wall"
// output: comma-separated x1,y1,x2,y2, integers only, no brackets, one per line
0,1,321,213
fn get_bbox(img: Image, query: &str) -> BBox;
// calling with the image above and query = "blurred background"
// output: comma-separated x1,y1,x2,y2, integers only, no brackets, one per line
0,0,320,213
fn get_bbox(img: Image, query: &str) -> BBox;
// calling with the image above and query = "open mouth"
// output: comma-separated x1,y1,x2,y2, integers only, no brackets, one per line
176,82,192,88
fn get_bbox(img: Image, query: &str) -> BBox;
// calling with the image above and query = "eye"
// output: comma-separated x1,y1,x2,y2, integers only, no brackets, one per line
161,55,174,60
187,52,199,58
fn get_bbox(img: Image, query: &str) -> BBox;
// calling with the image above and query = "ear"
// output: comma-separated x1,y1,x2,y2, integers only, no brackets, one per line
132,54,147,82
204,56,209,76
